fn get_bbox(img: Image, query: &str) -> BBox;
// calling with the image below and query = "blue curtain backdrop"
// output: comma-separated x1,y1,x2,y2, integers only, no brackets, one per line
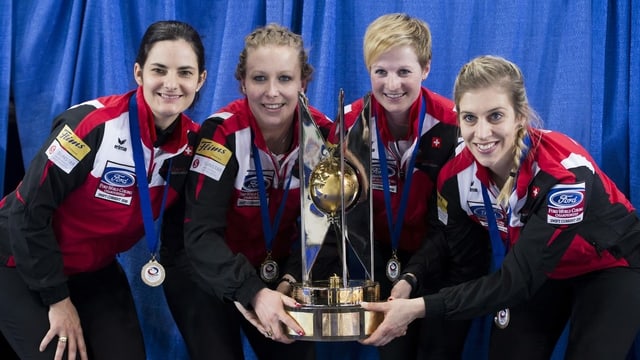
1,1,638,359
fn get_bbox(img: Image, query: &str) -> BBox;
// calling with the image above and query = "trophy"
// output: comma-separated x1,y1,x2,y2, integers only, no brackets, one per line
285,90,382,341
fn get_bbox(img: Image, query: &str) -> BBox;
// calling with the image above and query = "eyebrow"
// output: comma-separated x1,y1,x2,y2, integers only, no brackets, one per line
149,63,196,70
462,106,506,114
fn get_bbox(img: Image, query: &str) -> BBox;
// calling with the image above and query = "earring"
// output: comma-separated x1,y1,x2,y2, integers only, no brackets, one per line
241,85,246,94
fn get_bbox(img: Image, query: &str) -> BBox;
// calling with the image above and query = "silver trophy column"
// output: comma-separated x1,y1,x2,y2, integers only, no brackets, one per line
285,91,381,341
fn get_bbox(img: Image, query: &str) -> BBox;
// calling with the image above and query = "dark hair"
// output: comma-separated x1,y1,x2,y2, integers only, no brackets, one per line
135,21,206,105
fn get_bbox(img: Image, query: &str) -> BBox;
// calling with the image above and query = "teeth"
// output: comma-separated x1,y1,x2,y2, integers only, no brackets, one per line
264,104,283,109
477,142,496,151
161,94,180,99
386,93,403,99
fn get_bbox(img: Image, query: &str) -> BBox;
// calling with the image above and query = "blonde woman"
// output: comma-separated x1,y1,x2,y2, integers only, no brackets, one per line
362,55,640,360
162,23,332,360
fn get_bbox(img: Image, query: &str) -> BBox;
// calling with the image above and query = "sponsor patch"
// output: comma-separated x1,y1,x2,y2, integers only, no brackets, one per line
191,139,232,181
371,159,398,193
469,201,507,232
46,125,90,173
546,182,585,225
95,161,135,205
237,170,273,207
437,191,448,224
195,139,231,165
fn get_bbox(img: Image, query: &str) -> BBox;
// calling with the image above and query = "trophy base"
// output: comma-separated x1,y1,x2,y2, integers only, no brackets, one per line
285,278,382,341
285,304,383,341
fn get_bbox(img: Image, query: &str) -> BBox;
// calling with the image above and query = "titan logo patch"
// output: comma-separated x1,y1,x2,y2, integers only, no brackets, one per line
191,139,232,181
46,125,91,173
195,139,231,165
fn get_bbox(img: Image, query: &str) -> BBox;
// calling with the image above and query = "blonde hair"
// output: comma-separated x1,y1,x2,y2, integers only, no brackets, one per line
454,55,541,206
234,23,313,90
363,13,432,70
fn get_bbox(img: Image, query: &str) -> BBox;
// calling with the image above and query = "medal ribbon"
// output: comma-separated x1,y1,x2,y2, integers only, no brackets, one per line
128,95,172,257
481,186,508,272
251,141,293,254
481,134,530,329
481,134,530,271
375,96,426,253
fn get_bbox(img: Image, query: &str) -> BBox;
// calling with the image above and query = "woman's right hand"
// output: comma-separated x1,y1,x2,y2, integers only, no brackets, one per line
359,297,425,347
39,297,88,360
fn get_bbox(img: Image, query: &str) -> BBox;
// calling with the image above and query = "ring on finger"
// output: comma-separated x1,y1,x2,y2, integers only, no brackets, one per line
265,330,273,338
58,336,68,344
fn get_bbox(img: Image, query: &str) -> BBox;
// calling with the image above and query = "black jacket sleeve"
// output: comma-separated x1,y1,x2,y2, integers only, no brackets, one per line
7,104,99,305
404,187,491,293
423,171,586,320
182,118,265,307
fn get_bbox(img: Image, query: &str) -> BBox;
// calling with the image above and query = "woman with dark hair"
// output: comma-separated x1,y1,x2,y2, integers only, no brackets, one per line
0,20,207,360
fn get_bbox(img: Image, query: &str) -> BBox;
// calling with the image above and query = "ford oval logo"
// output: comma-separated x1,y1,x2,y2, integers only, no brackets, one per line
549,190,583,208
242,175,270,192
103,170,135,187
471,206,504,220
472,207,487,217
386,165,396,177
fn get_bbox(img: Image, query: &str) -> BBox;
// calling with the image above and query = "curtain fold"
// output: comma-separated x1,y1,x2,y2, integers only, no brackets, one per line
628,0,639,207
0,1,11,196
2,1,638,359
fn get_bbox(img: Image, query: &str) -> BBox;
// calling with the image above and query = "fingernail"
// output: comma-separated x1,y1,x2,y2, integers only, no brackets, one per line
297,330,305,336
295,302,302,307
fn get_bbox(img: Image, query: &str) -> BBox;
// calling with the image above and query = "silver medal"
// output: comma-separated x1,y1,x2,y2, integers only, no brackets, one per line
141,259,165,287
260,258,279,283
385,257,401,282
494,308,510,329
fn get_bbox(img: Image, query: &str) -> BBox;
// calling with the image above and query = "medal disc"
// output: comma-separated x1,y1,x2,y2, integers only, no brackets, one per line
260,259,279,283
494,308,510,329
141,259,165,287
385,258,401,282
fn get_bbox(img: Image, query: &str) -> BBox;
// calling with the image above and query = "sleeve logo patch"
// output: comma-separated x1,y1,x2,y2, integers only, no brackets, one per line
191,139,232,181
546,182,585,225
437,191,448,225
195,139,231,165
46,125,91,174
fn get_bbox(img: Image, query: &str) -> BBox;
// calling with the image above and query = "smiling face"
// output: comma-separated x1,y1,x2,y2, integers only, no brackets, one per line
369,45,429,124
458,86,524,180
241,45,304,133
134,39,205,129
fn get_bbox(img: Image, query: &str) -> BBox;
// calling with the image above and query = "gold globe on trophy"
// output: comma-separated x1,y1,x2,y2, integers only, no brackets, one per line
284,90,381,341
309,155,359,215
